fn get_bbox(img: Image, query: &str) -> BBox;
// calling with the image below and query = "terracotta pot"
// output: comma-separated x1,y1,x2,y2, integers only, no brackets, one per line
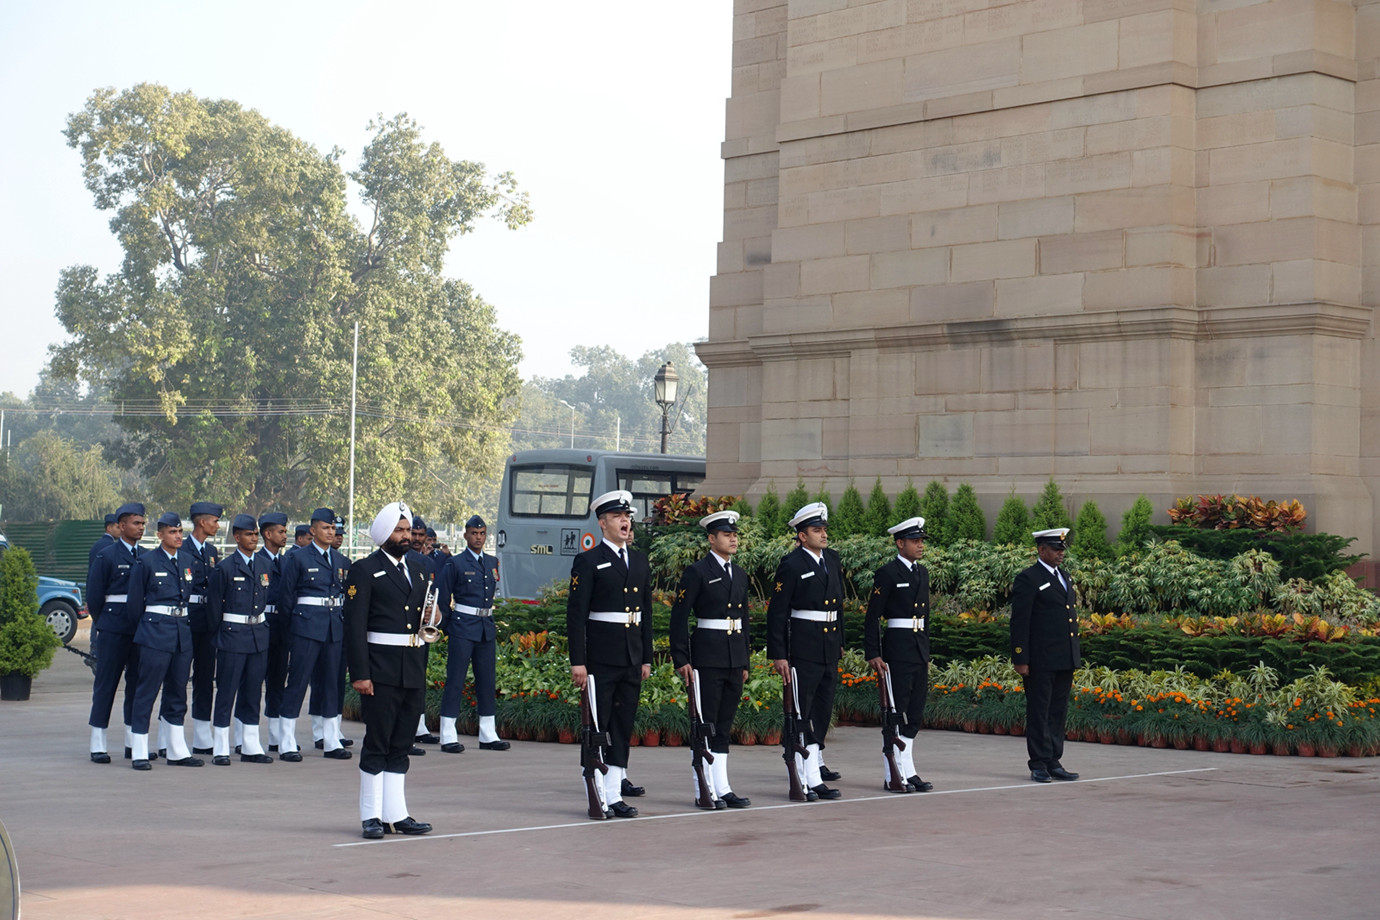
993,723,1008,735
664,732,684,747
962,721,977,734
1249,742,1267,755
556,727,577,745
1271,741,1293,756
1149,736,1169,748
1065,729,1081,742
1172,737,1190,750
1011,724,1024,736
1117,729,1134,745
1296,743,1316,757
514,728,533,742
1346,744,1365,757
1212,739,1232,753
1230,738,1248,754
1100,732,1116,745
760,729,782,745
977,722,991,734
1317,745,1339,757
642,730,661,747
1193,737,1211,752
628,733,640,746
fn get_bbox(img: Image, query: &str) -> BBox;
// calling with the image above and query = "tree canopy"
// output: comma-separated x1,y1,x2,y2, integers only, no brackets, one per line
49,84,531,518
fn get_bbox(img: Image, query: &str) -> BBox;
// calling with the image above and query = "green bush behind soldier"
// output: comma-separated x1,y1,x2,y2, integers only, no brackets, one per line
1010,527,1081,783
864,516,934,793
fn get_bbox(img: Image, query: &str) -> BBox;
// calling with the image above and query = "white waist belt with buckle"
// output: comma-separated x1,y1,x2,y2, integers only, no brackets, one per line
367,631,422,647
790,609,837,622
187,594,207,605
104,594,128,604
146,605,188,617
697,618,743,632
222,613,264,625
886,617,926,630
589,611,642,625
297,596,340,608
452,604,493,617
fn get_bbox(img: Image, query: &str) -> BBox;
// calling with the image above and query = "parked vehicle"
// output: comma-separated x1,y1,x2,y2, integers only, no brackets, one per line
0,535,86,644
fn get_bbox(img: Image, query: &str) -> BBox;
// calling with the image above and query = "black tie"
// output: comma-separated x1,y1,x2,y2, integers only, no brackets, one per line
724,562,732,586
618,548,627,569
398,559,410,586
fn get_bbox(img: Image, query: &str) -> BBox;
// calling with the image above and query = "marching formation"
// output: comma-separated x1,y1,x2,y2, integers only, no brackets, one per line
83,495,1082,839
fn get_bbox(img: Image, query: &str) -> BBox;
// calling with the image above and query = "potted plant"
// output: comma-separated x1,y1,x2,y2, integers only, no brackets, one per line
0,544,61,701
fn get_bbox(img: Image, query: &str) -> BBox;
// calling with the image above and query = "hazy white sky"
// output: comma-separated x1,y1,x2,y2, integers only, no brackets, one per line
0,0,733,397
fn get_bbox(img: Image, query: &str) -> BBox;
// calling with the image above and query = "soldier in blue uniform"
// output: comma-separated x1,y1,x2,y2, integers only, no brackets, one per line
670,509,752,808
403,516,439,751
566,490,653,819
253,512,291,753
766,501,845,800
435,514,509,754
88,513,118,568
207,514,275,766
1011,527,1081,784
864,516,934,793
183,501,223,755
275,507,351,761
126,512,202,769
293,524,313,549
426,527,449,562
86,502,147,764
311,515,356,752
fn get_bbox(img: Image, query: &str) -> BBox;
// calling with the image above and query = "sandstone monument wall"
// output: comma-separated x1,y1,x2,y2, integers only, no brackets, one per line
696,0,1380,552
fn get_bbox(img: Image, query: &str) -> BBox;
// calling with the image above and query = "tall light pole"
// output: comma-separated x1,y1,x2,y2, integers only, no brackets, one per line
654,361,679,454
556,398,576,449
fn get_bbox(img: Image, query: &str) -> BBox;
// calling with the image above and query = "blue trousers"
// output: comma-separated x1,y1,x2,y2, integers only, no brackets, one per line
88,630,139,730
440,635,497,718
262,618,289,720
281,634,341,720
131,641,193,735
189,620,217,722
214,648,269,727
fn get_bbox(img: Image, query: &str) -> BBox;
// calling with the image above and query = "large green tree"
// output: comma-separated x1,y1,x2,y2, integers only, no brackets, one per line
49,85,530,517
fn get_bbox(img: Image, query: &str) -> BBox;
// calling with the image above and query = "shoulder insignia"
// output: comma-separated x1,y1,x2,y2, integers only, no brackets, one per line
1014,646,1023,654
347,584,357,599
775,581,783,593
874,587,882,596
570,575,579,588
677,589,686,601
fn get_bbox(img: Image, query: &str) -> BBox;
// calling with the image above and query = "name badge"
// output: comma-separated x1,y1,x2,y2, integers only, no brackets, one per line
372,570,386,578
154,572,168,578
597,562,612,570
800,571,815,580
307,567,319,573
896,582,910,588
233,576,246,582
1039,582,1051,591
707,578,722,585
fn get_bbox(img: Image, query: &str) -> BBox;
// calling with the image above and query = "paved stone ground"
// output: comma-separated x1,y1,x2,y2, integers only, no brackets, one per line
2,624,1376,920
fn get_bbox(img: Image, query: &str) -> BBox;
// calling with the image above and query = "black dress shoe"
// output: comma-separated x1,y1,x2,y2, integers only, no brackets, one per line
240,753,273,764
819,765,841,782
234,745,242,754
268,744,279,753
212,755,231,766
1049,766,1080,781
124,747,131,759
907,775,934,793
441,742,465,754
805,789,819,802
90,752,111,764
132,759,152,771
385,816,433,835
361,818,384,840
157,749,167,759
478,740,510,751
621,778,645,797
811,784,841,800
722,792,751,808
323,748,352,760
1030,768,1052,783
409,745,426,756
167,756,205,767
713,799,728,809
415,733,440,745
607,801,639,818
341,738,354,747
279,750,303,762
314,739,325,749
192,747,213,755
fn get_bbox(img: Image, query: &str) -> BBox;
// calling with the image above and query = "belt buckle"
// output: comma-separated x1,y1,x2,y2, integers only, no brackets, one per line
409,634,421,647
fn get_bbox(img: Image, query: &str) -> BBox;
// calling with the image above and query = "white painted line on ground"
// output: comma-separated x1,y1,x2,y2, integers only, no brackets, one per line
332,767,1216,848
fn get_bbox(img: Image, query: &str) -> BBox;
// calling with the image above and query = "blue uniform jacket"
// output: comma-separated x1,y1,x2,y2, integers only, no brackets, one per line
277,543,350,642
254,547,284,638
181,537,220,632
436,549,500,643
88,533,117,569
86,541,146,635
208,551,273,653
129,549,193,652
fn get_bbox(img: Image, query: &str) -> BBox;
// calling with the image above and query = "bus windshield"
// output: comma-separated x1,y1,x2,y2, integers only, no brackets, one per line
509,463,595,518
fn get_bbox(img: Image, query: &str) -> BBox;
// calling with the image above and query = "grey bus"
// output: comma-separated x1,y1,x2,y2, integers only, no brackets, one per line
494,449,706,601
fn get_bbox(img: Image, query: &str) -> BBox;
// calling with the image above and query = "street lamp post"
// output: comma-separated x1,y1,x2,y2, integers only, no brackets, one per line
654,361,679,454
556,398,576,449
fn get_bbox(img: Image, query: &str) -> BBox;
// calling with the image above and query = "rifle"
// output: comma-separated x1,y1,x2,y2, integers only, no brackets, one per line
687,669,718,809
879,667,909,792
580,674,611,819
781,666,811,801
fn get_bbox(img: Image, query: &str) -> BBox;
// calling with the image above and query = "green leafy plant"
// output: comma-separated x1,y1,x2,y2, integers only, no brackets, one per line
948,483,987,542
1031,478,1071,531
993,490,1030,545
1072,501,1110,559
917,480,949,545
832,480,866,538
862,478,892,536
0,545,60,678
1117,495,1155,555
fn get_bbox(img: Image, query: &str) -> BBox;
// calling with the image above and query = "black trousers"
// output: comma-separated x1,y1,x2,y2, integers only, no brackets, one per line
262,623,289,720
213,647,269,727
888,658,930,739
1022,668,1074,770
189,618,216,722
131,640,193,735
88,630,139,730
440,634,497,718
789,659,837,747
588,663,642,769
282,634,342,719
359,682,425,774
695,665,744,754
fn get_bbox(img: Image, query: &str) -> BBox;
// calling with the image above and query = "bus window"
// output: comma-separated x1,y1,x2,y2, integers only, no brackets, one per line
617,470,705,521
510,464,595,518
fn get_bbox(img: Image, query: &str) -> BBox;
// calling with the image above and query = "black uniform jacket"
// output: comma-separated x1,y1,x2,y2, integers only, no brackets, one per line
766,545,844,665
207,550,273,654
566,542,653,669
343,549,432,689
669,553,750,670
864,557,931,664
1009,561,1082,671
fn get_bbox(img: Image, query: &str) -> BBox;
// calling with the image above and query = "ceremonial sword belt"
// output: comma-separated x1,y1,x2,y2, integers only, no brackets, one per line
145,605,188,617
367,631,426,647
222,613,265,625
296,596,342,608
696,618,743,633
589,611,642,626
885,617,926,631
451,603,493,617
102,594,128,605
790,609,837,622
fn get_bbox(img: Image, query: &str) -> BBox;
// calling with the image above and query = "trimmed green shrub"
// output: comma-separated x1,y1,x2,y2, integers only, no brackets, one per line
1072,501,1111,559
862,477,892,536
993,491,1030,545
1117,494,1155,554
1148,525,1363,582
893,478,922,524
1031,478,1072,530
755,482,783,534
917,480,949,544
832,480,866,538
948,483,987,542
783,480,810,519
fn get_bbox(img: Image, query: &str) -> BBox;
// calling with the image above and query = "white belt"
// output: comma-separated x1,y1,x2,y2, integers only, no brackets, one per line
367,630,423,647
146,605,188,617
104,594,128,604
223,613,264,625
187,594,207,605
263,605,276,614
697,618,743,632
452,604,493,617
791,609,837,622
589,611,642,625
886,617,926,630
296,596,341,608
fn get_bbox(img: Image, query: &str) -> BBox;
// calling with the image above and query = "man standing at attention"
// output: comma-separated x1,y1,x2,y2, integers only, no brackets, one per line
86,502,147,764
183,501,223,756
1010,527,1081,784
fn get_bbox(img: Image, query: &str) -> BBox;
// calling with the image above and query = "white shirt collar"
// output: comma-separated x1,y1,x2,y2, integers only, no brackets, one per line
896,554,914,569
1039,559,1061,577
382,549,407,567
710,550,732,568
601,538,626,555
801,546,823,564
